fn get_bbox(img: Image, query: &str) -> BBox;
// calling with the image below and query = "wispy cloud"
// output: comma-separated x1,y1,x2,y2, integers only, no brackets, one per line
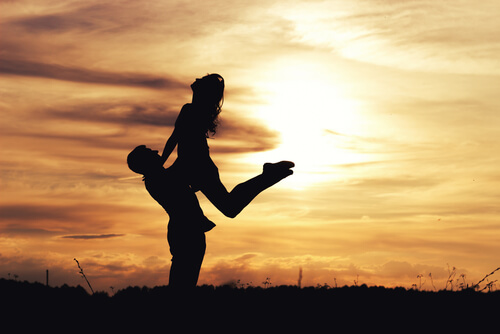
61,233,125,240
11,11,98,33
0,204,76,222
5,2,163,36
278,0,500,74
43,102,179,127
0,58,184,89
0,203,138,237
212,116,280,153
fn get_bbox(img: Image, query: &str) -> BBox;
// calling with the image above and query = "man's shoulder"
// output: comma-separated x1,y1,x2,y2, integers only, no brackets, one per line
144,171,167,189
145,169,184,190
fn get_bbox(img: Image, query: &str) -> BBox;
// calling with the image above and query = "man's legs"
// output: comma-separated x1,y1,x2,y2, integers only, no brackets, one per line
168,230,206,289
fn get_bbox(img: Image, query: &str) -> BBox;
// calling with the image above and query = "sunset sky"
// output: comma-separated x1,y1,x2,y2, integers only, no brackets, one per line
1,0,500,292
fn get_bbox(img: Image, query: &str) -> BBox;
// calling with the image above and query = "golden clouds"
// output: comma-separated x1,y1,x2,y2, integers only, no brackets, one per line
1,0,500,290
0,58,184,89
275,0,500,74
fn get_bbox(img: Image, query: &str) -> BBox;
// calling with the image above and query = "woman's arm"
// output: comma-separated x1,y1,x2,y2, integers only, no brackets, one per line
160,127,178,165
161,104,191,165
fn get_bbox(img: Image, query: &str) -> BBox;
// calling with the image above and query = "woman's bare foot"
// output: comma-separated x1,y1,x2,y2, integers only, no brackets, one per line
263,161,295,179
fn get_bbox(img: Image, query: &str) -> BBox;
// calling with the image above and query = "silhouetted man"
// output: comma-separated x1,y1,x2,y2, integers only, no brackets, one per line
127,145,294,290
127,145,214,289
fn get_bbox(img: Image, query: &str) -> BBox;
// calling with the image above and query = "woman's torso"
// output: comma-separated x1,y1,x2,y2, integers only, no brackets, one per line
174,104,219,191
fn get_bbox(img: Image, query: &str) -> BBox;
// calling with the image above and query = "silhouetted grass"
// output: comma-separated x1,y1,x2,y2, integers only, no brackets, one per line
1,278,498,332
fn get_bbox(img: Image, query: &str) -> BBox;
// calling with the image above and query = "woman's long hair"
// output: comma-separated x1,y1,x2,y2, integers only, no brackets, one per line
193,73,224,137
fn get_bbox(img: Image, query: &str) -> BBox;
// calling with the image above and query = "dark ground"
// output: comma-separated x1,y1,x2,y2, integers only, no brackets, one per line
1,278,497,332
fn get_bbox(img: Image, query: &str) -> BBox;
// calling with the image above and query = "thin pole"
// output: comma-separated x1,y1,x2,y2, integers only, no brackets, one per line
46,269,49,287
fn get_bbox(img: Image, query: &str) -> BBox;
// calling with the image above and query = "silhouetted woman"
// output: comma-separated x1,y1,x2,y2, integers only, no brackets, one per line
129,74,294,290
161,73,294,218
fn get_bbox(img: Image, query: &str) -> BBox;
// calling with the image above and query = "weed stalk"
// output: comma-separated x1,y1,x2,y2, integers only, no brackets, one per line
74,258,94,295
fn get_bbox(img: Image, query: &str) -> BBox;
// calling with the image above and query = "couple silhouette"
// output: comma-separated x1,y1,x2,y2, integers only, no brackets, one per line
128,74,294,289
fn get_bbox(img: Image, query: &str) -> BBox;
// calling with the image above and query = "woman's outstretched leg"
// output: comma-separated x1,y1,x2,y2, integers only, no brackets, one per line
200,161,294,218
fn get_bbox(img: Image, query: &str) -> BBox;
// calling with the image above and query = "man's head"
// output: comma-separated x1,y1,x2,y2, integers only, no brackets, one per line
127,145,162,175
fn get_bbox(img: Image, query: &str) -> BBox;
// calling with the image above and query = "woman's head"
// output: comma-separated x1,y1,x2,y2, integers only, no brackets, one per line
191,73,224,136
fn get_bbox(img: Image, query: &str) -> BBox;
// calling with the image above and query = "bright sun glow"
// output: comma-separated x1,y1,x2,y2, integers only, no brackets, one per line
241,61,367,189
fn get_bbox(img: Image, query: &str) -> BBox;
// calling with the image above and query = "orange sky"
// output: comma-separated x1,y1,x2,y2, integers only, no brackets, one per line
1,0,500,291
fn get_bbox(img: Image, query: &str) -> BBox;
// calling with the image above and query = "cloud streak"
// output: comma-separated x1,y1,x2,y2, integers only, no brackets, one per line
0,58,184,89
61,234,125,240
0,203,140,238
43,102,179,127
279,0,500,74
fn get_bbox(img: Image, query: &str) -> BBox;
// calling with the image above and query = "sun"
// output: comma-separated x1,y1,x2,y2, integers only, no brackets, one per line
241,61,366,189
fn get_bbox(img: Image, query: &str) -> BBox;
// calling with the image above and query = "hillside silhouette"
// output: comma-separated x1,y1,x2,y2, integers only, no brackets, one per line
1,278,498,332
